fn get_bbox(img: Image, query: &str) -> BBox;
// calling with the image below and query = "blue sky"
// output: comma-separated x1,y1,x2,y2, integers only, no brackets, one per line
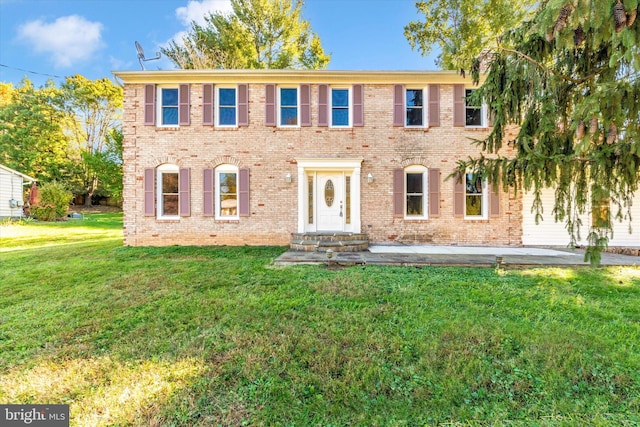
0,0,440,88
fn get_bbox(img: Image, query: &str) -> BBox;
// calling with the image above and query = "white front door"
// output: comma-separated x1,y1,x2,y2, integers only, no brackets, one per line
317,173,344,231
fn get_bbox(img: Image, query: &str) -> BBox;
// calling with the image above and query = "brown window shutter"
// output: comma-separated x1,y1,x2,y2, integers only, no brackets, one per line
454,173,464,217
453,84,465,127
178,84,190,126
265,84,276,126
300,84,311,126
353,84,364,126
202,84,214,126
179,168,191,217
203,168,214,217
428,84,440,127
239,167,250,217
428,168,440,217
144,168,155,216
489,181,500,217
238,84,249,126
393,84,404,126
487,108,494,127
393,168,404,218
318,84,328,127
144,84,156,126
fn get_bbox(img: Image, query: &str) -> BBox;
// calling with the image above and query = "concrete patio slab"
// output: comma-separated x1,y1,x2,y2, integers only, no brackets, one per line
273,245,640,267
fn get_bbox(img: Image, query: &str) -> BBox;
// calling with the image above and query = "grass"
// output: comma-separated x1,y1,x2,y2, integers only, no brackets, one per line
0,212,639,426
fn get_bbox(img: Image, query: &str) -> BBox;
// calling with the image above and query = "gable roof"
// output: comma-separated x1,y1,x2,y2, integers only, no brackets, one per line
0,164,36,182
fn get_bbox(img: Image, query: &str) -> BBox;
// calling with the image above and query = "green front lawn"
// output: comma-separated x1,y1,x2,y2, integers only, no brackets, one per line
0,213,638,425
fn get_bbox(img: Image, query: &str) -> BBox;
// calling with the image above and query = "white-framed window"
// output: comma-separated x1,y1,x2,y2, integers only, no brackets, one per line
464,172,488,219
405,165,428,218
156,164,179,219
465,89,486,127
405,88,425,127
331,87,351,127
216,164,238,219
278,86,299,127
157,86,179,126
216,86,237,127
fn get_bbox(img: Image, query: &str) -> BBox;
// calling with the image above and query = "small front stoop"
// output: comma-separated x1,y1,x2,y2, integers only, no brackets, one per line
290,232,369,252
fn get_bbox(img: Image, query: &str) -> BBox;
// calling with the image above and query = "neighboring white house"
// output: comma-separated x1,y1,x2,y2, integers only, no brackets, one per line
0,164,35,219
522,188,640,248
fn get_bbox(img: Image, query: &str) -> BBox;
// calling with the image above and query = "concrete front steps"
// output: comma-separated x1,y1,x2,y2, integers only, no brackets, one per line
290,232,369,252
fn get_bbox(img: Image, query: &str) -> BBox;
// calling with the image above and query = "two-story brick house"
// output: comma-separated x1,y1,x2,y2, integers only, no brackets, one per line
113,69,638,250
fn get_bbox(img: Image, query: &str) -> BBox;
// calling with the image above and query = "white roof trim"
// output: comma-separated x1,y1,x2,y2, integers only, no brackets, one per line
0,164,36,182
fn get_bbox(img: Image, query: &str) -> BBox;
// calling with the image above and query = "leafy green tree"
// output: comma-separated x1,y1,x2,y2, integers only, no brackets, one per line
404,0,536,72
61,75,123,206
162,0,330,69
458,0,640,264
0,80,76,182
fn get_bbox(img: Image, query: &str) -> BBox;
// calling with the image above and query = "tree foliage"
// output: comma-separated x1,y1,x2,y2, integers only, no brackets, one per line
0,77,123,205
459,0,640,264
404,0,537,72
0,80,75,182
162,0,330,69
61,75,123,205
30,181,73,221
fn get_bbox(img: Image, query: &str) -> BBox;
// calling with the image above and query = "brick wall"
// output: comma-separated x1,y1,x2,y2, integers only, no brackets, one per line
122,78,522,247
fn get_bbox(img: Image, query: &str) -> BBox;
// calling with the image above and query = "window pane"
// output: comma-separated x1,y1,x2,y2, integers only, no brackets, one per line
332,89,349,107
406,173,423,193
345,176,351,225
406,107,423,126
465,89,478,107
406,89,423,107
332,109,349,126
407,195,423,215
163,107,178,125
162,88,178,106
465,174,482,194
219,172,237,216
162,195,179,216
280,107,298,125
219,107,236,125
162,172,179,193
466,195,482,216
466,107,482,126
280,88,297,106
219,88,236,106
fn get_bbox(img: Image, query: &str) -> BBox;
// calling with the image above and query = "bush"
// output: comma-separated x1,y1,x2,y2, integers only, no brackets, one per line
31,181,73,221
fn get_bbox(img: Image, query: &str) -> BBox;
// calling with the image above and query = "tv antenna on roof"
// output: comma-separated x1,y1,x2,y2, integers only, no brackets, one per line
135,41,161,70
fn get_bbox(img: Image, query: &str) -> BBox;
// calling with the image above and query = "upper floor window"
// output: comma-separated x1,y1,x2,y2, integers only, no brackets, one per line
279,87,299,126
331,88,350,127
217,87,237,127
159,87,179,126
465,89,485,127
406,89,424,127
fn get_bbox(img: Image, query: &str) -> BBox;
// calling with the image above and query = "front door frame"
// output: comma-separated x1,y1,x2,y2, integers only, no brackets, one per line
295,158,363,233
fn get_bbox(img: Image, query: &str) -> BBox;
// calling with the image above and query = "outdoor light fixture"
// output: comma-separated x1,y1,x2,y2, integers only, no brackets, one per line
367,173,374,183
285,173,292,183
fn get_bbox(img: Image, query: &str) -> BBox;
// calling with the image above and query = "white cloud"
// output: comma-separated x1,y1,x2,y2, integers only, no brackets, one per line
17,15,104,68
175,0,233,26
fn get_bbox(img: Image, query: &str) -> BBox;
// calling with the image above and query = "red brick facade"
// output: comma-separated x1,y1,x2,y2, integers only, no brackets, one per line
116,70,522,247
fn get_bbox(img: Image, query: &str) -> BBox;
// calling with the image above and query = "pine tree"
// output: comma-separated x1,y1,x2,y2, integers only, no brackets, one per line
462,0,640,265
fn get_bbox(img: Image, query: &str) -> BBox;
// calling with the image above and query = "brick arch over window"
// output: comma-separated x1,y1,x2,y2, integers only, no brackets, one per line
150,156,186,168
393,160,441,218
208,155,242,168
